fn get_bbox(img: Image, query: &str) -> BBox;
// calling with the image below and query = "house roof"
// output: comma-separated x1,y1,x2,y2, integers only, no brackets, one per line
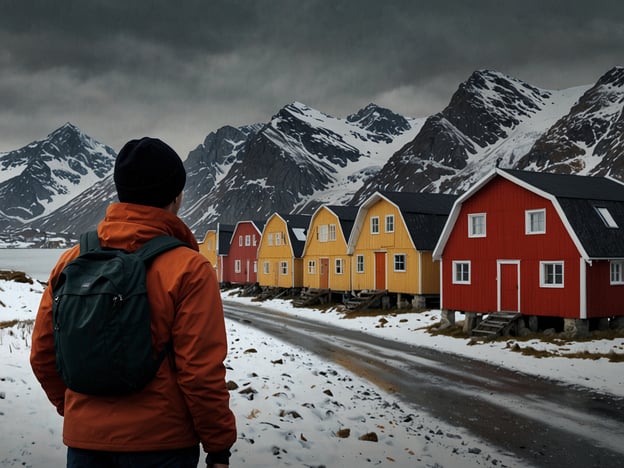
433,169,624,260
348,191,458,253
325,205,359,240
216,223,235,256
278,213,311,258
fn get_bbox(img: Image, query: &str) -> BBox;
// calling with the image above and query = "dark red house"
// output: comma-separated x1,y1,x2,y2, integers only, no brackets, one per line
433,169,624,333
223,220,265,285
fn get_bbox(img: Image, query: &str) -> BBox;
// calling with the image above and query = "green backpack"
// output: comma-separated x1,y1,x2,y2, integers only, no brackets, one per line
52,231,188,395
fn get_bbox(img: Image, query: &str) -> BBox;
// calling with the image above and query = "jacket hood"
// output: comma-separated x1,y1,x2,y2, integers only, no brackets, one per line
97,203,199,252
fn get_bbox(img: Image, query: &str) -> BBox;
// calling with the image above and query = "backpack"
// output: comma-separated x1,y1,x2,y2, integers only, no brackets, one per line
52,231,188,395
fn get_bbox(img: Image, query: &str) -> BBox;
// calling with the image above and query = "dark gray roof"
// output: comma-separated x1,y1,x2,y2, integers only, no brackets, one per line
217,223,235,255
280,214,311,258
502,170,624,258
380,192,458,250
326,205,359,240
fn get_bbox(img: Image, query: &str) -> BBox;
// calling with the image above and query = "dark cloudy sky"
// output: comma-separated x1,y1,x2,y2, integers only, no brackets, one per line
1,0,623,156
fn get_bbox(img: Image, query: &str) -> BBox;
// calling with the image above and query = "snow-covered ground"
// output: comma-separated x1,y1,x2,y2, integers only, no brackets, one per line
1,278,623,467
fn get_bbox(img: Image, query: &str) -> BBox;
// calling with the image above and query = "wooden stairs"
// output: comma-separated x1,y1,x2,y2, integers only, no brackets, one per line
471,312,522,338
293,288,331,307
343,290,387,312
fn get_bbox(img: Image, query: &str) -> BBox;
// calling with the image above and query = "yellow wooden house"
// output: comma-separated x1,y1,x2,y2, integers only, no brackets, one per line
257,213,311,289
198,229,217,266
301,205,358,292
198,223,234,284
347,191,457,306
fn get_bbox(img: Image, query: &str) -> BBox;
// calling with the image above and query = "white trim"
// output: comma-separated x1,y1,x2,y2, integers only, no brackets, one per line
393,253,406,272
468,213,487,238
418,251,423,294
452,260,471,284
370,216,380,235
439,259,444,308
497,260,520,312
610,260,624,285
385,214,395,233
525,209,546,235
580,258,587,319
539,261,564,288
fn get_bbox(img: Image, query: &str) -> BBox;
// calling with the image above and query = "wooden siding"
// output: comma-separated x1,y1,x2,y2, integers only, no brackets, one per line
586,260,624,318
226,222,261,284
302,207,351,291
351,199,426,294
257,215,301,288
441,177,582,318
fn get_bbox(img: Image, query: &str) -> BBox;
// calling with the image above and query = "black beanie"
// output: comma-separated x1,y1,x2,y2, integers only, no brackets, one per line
114,137,186,208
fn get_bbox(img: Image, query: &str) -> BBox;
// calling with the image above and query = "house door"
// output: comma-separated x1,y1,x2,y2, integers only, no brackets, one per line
375,252,386,290
498,261,520,312
319,258,329,289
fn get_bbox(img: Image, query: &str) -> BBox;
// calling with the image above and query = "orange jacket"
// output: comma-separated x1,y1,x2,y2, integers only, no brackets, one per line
30,203,236,457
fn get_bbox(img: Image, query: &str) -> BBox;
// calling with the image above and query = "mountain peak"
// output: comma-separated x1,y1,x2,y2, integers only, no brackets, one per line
347,103,411,136
596,66,624,88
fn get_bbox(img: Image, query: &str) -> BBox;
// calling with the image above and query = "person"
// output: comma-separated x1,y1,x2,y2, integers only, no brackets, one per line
30,137,236,467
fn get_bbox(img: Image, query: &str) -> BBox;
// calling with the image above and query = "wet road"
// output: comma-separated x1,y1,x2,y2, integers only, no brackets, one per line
224,301,624,468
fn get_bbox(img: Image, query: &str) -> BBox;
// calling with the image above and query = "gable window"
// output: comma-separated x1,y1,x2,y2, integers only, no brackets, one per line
356,255,364,273
540,261,564,288
394,254,406,272
371,216,380,234
452,261,471,284
335,258,344,275
245,235,251,246
385,215,395,233
253,235,257,246
329,224,337,241
279,261,288,275
275,232,282,246
318,225,328,242
238,235,243,246
611,261,624,285
234,259,241,273
207,240,212,250
267,233,273,246
468,213,486,238
596,207,619,228
308,260,316,275
263,261,270,274
526,209,546,234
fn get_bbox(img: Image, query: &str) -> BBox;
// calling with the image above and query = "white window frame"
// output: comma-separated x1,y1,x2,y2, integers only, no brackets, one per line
318,225,328,242
245,235,251,246
275,232,282,246
308,260,316,275
335,258,344,275
596,207,618,228
526,209,546,235
371,216,380,234
279,261,288,275
385,215,395,233
234,259,241,273
238,235,243,246
356,255,364,273
452,261,471,284
253,235,257,246
207,239,212,250
611,261,624,285
393,254,406,272
329,224,337,241
468,213,487,238
540,261,564,288
263,261,270,274
253,261,257,273
267,233,273,246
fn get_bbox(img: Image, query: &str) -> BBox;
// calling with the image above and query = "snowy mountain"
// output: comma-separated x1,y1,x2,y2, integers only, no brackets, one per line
2,67,623,244
0,123,116,230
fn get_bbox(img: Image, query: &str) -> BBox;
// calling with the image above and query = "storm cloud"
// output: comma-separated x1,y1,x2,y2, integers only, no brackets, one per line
1,0,622,156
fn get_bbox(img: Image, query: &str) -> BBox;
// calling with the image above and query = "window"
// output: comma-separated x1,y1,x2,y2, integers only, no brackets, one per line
611,261,624,285
267,233,273,246
385,215,395,233
540,262,564,288
526,209,546,234
394,254,406,272
280,261,288,275
318,225,328,242
452,261,471,284
468,213,486,238
253,261,257,273
329,224,337,241
275,232,282,246
263,262,270,274
308,260,316,275
596,207,618,228
238,235,243,246
245,235,251,246
371,216,380,234
234,259,241,273
253,235,257,246
335,258,344,275
356,255,364,273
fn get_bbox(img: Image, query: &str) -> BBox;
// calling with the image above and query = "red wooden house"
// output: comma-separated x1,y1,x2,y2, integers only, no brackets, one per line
433,169,624,333
224,220,265,285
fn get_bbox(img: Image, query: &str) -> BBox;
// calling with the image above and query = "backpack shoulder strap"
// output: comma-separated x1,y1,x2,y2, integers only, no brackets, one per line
79,230,101,254
135,235,190,263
